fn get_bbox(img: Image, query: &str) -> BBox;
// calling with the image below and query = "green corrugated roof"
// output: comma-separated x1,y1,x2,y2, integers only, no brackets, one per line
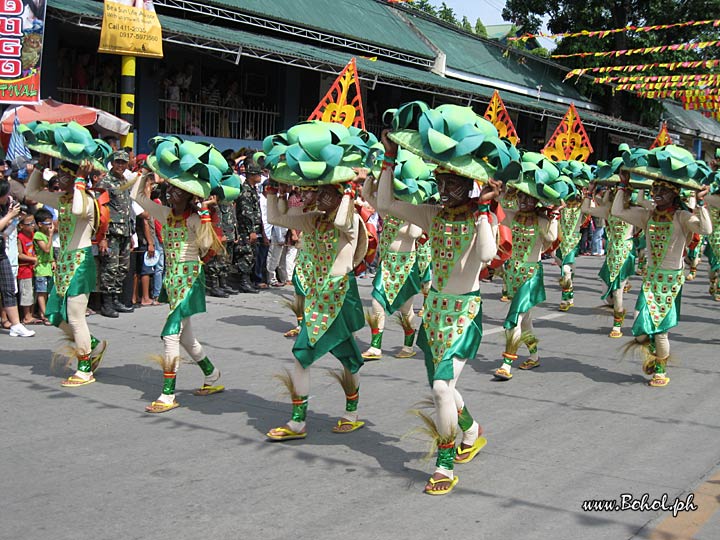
663,100,720,142
48,0,653,138
407,13,582,102
199,0,435,59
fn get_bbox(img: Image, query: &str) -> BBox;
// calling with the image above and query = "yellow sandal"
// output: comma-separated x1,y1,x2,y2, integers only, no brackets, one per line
424,475,459,495
194,385,225,396
145,400,180,413
493,368,512,381
61,374,95,387
455,436,487,464
266,426,307,441
332,419,365,433
518,359,540,370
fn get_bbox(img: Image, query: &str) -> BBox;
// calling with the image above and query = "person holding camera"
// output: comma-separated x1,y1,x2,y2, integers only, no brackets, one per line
0,180,35,337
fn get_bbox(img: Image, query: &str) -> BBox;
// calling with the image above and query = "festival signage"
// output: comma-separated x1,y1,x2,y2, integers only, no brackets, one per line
98,0,163,58
0,0,46,104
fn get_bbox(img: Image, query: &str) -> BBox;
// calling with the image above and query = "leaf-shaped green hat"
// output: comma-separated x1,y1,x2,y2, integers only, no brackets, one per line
211,172,242,202
371,148,438,204
146,136,235,199
384,101,521,185
594,143,652,188
557,159,593,188
623,144,709,190
260,120,382,186
18,121,112,171
703,168,720,195
507,151,575,206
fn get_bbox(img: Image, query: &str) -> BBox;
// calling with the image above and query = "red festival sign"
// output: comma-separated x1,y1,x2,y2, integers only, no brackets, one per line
0,0,45,104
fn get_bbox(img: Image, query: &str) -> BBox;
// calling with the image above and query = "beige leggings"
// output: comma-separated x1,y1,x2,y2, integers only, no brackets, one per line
432,357,468,438
162,317,205,365
505,310,538,360
58,294,91,355
368,296,415,333
635,332,670,359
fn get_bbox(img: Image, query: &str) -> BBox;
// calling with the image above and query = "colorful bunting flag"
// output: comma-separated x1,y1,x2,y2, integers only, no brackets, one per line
552,39,720,59
565,59,720,80
509,19,720,43
483,90,520,146
542,104,593,162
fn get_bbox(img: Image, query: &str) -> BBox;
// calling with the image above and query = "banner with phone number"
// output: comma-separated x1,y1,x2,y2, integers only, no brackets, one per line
0,0,46,105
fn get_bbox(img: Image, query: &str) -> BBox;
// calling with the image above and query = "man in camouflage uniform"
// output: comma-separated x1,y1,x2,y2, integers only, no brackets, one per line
205,197,239,297
96,150,135,317
235,158,263,293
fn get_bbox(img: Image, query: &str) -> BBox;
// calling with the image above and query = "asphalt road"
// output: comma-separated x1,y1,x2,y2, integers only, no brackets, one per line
2,255,719,540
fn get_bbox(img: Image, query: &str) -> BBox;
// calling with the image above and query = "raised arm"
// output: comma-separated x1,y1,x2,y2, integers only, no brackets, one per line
334,193,356,236
475,213,498,263
539,214,559,246
266,192,317,232
611,188,649,229
581,192,610,219
362,175,378,210
376,165,435,230
678,206,713,236
25,169,61,208
130,174,169,222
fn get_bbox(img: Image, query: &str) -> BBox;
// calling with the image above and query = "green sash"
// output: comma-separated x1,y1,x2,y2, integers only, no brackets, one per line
705,207,720,271
293,249,310,296
557,204,582,266
632,219,683,336
503,263,545,329
417,289,483,385
371,250,420,312
160,214,206,337
47,246,95,327
599,215,635,300
293,273,365,373
416,239,432,283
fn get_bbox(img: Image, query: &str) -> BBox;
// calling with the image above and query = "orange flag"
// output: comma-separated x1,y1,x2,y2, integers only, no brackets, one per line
542,104,593,162
483,90,520,146
307,58,366,129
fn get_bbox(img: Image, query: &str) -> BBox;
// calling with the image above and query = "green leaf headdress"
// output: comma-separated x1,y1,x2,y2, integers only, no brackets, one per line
594,143,651,188
146,136,236,199
507,152,574,206
371,148,438,204
623,144,709,190
384,101,520,185
557,159,593,189
260,120,382,186
18,121,112,171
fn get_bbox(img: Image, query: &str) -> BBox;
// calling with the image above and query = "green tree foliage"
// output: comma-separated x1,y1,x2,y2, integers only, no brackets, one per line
461,15,473,32
475,18,488,37
409,0,437,17
501,0,720,126
437,2,459,25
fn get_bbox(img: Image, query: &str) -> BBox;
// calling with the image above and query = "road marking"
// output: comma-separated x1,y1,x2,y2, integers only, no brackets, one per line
484,311,567,336
649,470,720,540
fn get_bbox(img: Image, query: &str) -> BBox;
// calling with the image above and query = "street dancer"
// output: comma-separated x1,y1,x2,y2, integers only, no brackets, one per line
493,152,571,381
381,101,519,495
361,148,437,360
262,121,377,441
22,121,111,386
132,136,228,412
555,160,593,311
616,145,712,387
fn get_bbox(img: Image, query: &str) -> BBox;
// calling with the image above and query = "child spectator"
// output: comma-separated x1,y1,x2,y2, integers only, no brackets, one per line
33,208,55,324
16,213,38,324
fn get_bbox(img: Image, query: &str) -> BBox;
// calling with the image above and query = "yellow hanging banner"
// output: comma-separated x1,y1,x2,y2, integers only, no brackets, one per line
98,0,163,58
